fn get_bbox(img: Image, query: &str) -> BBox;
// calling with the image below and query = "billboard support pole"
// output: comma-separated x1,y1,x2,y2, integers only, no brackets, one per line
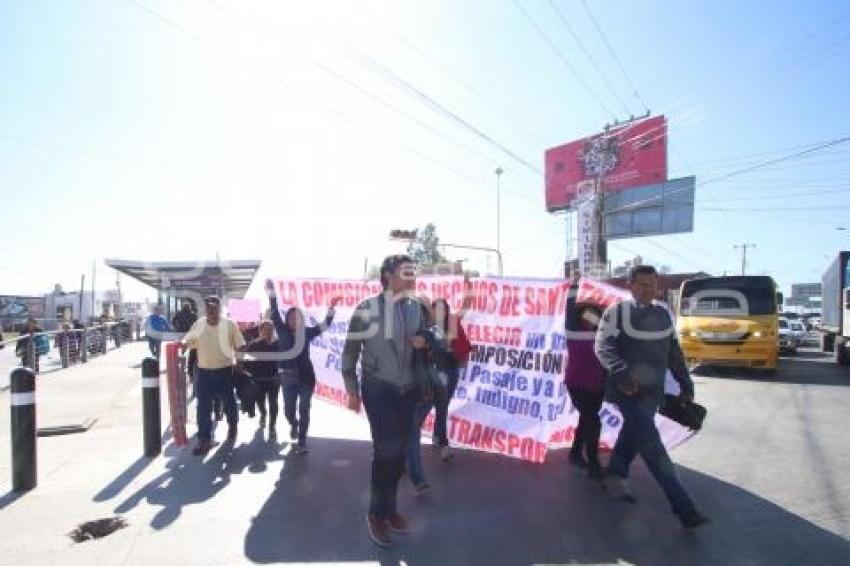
595,174,607,270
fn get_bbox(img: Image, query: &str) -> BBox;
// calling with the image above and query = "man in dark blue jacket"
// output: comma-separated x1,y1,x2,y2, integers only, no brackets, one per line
595,264,709,529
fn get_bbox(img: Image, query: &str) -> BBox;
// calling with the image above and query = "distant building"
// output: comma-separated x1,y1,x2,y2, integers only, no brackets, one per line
786,282,822,309
0,296,46,330
0,288,143,331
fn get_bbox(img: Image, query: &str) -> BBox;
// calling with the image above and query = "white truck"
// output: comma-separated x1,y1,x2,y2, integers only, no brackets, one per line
820,251,850,366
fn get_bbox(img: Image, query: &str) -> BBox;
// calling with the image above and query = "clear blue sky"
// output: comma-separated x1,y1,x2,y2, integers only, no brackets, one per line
2,0,849,300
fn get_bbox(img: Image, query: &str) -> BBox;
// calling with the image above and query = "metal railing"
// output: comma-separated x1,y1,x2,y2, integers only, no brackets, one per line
1,322,138,376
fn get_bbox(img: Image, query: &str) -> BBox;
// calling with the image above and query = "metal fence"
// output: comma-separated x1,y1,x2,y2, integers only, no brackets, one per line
0,322,139,388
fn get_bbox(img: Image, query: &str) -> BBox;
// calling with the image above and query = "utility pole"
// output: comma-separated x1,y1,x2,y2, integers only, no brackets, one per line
79,274,85,321
495,167,503,262
734,243,756,275
116,271,122,319
91,260,96,322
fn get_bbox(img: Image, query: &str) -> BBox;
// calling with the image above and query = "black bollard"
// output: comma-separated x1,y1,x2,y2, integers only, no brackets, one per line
142,357,161,457
11,367,37,492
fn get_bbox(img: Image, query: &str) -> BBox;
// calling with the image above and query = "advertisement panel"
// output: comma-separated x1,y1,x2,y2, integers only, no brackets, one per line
0,296,46,320
603,176,695,240
545,115,668,211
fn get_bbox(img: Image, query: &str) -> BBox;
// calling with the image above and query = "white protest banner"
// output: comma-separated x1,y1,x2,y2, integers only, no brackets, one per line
269,276,466,408
270,275,695,463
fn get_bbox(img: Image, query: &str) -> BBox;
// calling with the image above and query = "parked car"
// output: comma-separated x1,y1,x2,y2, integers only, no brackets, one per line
778,319,798,355
789,320,807,342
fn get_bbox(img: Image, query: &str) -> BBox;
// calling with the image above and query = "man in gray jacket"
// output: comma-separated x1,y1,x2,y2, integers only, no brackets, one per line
595,265,709,529
342,254,430,548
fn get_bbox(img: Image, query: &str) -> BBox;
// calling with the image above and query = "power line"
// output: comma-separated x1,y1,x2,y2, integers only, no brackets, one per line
605,133,850,214
205,0,543,178
639,239,706,273
699,135,850,187
710,185,850,202
700,204,850,212
511,0,615,119
769,9,850,62
363,12,551,147
547,0,632,115
580,0,650,113
123,0,549,213
687,140,850,168
132,0,539,192
340,42,543,176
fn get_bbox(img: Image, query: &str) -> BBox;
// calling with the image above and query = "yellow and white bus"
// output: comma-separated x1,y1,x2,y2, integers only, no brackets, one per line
677,275,782,373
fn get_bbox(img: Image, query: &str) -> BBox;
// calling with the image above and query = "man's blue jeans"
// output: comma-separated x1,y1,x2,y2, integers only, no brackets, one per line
407,400,434,486
196,367,238,442
148,338,161,361
433,367,459,447
608,396,695,516
282,374,314,444
362,380,417,520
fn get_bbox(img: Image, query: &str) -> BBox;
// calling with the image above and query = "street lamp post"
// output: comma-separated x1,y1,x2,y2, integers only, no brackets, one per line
495,167,503,262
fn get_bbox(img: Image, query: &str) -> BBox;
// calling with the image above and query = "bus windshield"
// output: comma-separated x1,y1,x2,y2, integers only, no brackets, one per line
681,277,777,316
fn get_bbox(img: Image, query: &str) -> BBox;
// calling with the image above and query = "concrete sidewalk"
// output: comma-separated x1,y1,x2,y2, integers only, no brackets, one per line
0,343,848,565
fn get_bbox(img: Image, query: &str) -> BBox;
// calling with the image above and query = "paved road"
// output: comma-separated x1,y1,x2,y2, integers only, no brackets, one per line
0,343,848,565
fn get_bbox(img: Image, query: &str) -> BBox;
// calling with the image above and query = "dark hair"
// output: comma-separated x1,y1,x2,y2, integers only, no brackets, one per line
259,320,274,331
629,264,657,283
285,307,302,327
380,254,414,290
204,296,221,306
432,298,451,328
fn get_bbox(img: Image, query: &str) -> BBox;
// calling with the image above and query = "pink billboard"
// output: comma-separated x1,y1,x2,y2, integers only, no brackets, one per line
545,115,668,211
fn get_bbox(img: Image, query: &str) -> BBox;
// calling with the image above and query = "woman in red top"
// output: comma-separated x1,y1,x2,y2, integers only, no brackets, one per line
431,298,471,461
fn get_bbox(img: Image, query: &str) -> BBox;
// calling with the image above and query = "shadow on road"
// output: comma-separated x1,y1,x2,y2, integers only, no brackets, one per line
242,437,849,566
113,427,285,530
695,350,849,387
93,426,174,503
0,491,24,511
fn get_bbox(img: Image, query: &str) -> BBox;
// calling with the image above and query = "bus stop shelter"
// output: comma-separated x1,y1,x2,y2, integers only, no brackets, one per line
105,259,262,319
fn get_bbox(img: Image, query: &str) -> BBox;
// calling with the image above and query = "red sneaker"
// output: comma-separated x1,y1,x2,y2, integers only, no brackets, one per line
385,512,410,534
366,514,393,548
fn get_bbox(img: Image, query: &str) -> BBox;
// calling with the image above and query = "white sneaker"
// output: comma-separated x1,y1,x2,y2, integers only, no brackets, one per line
440,445,453,462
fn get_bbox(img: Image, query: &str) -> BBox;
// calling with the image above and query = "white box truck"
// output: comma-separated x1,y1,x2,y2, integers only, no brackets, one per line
820,251,850,366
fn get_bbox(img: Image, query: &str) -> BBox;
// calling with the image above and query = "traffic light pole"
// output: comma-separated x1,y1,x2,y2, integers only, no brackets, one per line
389,230,503,276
